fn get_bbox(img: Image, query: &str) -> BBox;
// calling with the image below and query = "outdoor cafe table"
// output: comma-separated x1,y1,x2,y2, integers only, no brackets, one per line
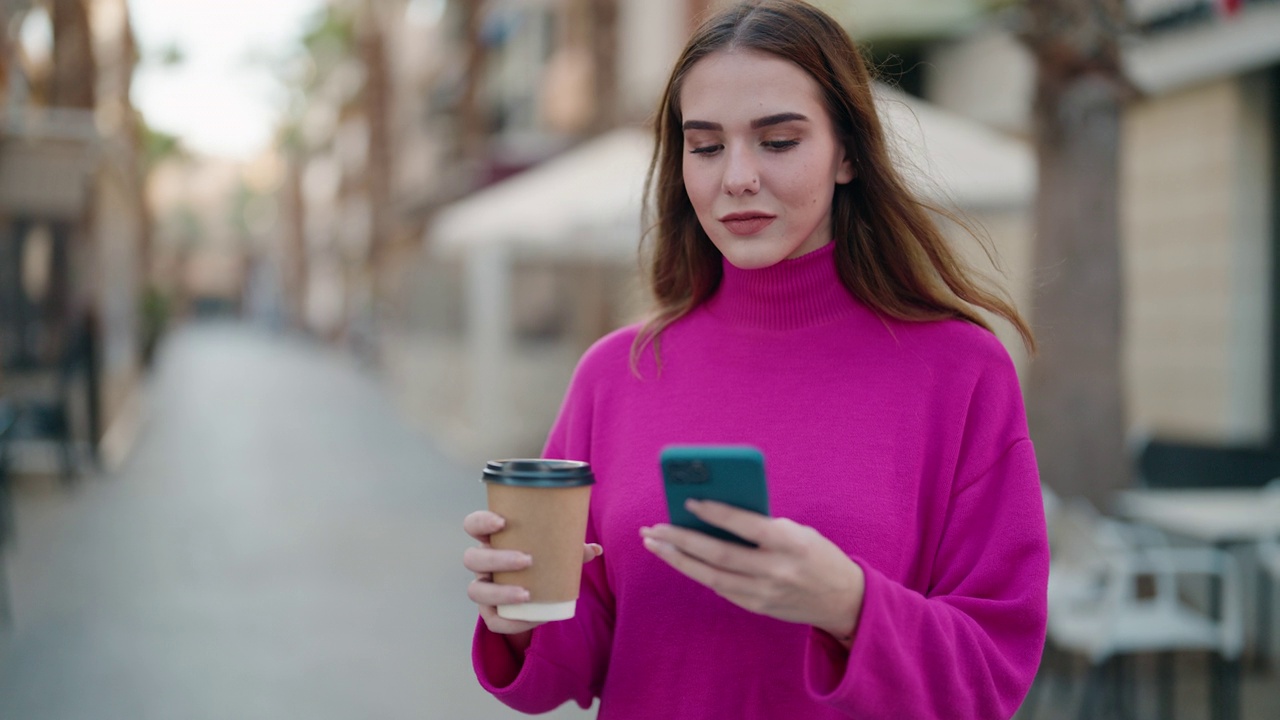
1116,488,1280,664
1116,488,1280,547
1116,487,1280,720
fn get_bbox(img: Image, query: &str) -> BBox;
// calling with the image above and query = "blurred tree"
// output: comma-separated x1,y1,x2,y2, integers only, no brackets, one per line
139,119,184,171
48,0,94,108
687,0,713,34
458,0,489,160
359,0,392,283
1019,0,1134,509
0,3,12,105
300,3,355,90
586,0,618,133
136,114,184,365
154,42,186,68
277,123,308,330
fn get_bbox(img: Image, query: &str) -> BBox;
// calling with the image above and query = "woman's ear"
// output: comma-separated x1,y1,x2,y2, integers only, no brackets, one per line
836,151,856,185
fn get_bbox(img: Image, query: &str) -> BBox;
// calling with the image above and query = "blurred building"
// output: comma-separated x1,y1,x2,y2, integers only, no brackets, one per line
146,156,259,319
0,0,147,463
384,0,693,461
279,0,702,353
388,0,1040,462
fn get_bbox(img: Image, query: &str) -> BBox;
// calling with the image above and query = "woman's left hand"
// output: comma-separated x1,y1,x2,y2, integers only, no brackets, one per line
640,499,865,645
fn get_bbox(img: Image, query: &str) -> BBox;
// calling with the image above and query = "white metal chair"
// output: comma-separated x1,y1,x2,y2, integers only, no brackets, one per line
1258,535,1280,668
1245,478,1280,669
1030,498,1243,720
1260,538,1280,592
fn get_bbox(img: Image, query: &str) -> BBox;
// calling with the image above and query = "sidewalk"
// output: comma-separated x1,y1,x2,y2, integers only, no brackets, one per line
0,322,594,720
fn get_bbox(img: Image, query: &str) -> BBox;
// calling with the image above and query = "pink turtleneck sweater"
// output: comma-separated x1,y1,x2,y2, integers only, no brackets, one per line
472,242,1048,719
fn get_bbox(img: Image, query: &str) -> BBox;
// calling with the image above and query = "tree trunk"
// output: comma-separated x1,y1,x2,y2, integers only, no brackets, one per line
458,0,489,162
1023,0,1132,509
0,4,11,104
687,0,714,35
588,0,618,133
283,149,308,330
50,0,96,109
359,0,392,296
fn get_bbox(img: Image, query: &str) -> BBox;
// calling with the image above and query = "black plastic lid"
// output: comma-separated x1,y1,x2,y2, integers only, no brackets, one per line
481,459,595,487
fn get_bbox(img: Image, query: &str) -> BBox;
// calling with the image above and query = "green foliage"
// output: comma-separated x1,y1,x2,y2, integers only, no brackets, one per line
267,4,358,147
276,121,304,154
139,283,172,365
229,180,256,236
140,284,171,329
299,5,356,90
155,42,186,67
137,111,186,170
171,206,204,249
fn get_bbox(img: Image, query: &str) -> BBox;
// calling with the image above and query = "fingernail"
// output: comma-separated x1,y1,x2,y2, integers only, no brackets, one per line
521,553,533,565
685,499,699,509
643,537,661,552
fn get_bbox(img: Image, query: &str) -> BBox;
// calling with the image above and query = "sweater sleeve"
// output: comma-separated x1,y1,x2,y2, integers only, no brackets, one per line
803,348,1049,719
471,348,617,713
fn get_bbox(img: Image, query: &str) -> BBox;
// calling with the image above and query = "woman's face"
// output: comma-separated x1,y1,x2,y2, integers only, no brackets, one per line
679,49,854,270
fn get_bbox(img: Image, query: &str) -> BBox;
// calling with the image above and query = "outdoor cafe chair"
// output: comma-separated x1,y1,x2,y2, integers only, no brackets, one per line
2,318,97,484
1260,537,1280,664
0,397,14,624
1261,536,1280,598
1029,497,1244,720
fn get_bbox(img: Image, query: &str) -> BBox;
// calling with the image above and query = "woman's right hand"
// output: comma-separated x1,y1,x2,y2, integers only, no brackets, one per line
463,510,603,641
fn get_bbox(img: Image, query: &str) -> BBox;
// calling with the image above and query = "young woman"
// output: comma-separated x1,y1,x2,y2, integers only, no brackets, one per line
462,2,1048,718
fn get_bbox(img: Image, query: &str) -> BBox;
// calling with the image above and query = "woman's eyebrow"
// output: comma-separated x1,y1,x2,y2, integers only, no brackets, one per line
682,120,722,131
751,112,808,129
681,112,809,132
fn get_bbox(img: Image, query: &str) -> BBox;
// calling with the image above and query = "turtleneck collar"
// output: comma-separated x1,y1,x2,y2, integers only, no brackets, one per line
703,241,864,331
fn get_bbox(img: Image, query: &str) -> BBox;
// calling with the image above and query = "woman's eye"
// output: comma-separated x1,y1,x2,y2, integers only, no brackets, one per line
764,140,799,151
689,144,723,155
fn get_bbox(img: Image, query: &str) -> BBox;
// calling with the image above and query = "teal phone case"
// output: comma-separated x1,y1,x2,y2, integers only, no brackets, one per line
660,445,770,546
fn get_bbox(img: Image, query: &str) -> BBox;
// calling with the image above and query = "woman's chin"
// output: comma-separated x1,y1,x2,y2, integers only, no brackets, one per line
713,240,791,270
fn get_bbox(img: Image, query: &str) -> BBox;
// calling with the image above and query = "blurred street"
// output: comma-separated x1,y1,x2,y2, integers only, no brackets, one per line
3,1,1280,717
0,321,592,720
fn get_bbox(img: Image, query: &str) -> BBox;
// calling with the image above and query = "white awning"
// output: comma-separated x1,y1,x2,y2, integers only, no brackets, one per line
1122,3,1280,94
431,127,652,260
430,86,1034,259
876,86,1035,211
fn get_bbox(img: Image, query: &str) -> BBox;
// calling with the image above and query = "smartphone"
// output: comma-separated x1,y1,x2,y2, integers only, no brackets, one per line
660,445,770,547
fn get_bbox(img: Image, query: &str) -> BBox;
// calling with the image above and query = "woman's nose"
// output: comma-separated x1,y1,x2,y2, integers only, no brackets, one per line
722,145,760,196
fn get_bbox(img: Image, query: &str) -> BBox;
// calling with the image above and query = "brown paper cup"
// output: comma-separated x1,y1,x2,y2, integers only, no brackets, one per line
482,460,594,622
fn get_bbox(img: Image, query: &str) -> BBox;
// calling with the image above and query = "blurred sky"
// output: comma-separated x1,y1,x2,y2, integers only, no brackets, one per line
128,0,323,160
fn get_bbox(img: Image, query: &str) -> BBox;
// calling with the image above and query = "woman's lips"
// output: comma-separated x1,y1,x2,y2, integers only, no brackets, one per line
721,215,776,236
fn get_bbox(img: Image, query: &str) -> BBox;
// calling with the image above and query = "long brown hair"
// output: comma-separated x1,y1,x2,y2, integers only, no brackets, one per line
634,0,1034,366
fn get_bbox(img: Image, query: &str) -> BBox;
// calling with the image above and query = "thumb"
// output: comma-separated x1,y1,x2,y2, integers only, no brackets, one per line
582,543,603,564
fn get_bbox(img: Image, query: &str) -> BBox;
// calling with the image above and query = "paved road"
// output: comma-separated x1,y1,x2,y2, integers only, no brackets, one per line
0,322,595,720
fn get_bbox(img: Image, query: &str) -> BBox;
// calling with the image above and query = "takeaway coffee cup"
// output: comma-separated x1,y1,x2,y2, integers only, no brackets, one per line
482,459,595,622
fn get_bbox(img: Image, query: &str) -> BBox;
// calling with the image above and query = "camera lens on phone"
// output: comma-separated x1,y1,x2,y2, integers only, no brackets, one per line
672,461,709,484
